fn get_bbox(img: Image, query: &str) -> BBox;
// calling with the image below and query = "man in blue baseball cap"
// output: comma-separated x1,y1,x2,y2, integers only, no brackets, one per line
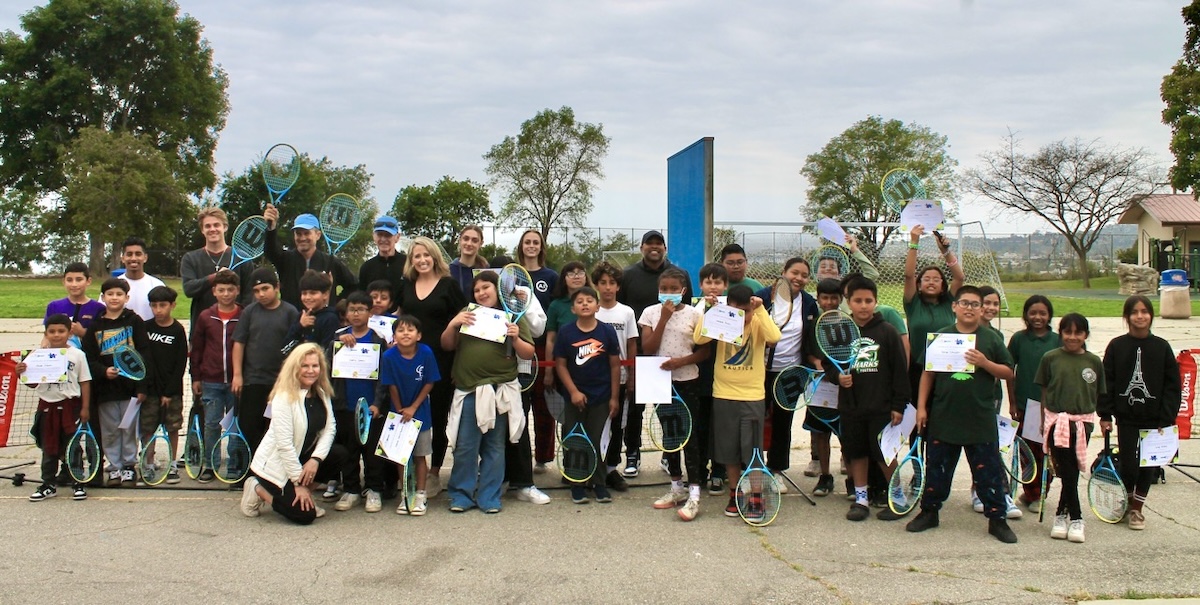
262,203,357,310
357,215,407,302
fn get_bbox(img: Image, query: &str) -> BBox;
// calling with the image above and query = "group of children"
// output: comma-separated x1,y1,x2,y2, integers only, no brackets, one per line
16,227,1183,544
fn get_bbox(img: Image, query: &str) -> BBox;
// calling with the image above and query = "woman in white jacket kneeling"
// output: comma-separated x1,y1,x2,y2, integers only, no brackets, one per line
241,343,348,524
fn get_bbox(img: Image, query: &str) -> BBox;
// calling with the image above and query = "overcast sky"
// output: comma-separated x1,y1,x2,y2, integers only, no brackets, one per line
2,0,1188,243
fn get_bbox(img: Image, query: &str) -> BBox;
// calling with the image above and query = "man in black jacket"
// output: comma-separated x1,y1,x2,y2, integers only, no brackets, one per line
357,215,406,302
619,230,693,324
263,204,357,310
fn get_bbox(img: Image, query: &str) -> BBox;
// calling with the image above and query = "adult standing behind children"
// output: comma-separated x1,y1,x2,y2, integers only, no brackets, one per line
396,237,468,495
232,268,300,456
117,236,165,321
448,225,488,302
262,204,357,311
180,207,255,323
621,230,693,323
357,216,407,302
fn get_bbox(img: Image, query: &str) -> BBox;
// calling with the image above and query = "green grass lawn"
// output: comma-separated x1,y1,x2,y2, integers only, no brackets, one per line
0,276,190,320
1003,277,1200,318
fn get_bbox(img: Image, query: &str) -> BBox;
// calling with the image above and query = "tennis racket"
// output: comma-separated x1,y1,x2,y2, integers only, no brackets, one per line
648,389,692,453
498,263,534,358
319,193,365,255
354,397,371,445
559,421,598,483
736,420,781,526
402,458,418,514
112,345,147,381
1038,451,1055,523
138,423,174,486
772,365,823,411
184,413,204,481
880,168,927,214
1088,432,1128,524
888,433,925,515
212,416,251,484
769,277,794,327
229,215,268,270
1002,435,1038,486
816,310,862,377
545,388,567,447
517,352,538,392
262,143,301,207
65,423,100,484
811,244,851,279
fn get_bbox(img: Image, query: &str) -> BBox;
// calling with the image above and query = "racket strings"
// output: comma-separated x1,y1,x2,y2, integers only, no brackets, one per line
67,433,100,483
648,404,691,452
213,436,251,483
560,434,596,482
1088,465,1127,522
232,217,268,258
320,195,365,241
263,145,300,192
889,458,923,514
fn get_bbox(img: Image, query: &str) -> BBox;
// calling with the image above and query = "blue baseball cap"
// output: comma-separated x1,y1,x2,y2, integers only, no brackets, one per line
373,215,399,235
292,213,320,231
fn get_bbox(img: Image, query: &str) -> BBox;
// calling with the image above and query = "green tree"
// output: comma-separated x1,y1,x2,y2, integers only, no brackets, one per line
56,127,191,273
568,230,637,269
0,189,46,272
390,176,494,252
218,153,377,270
968,133,1159,288
0,0,229,196
799,116,957,259
484,106,610,240
1163,1,1200,193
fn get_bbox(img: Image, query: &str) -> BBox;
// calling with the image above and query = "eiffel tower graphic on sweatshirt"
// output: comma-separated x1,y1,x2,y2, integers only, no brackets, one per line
1120,348,1153,405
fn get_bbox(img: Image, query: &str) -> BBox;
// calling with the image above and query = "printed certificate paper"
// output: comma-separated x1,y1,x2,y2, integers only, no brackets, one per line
700,304,745,346
19,348,69,383
459,304,510,344
331,342,381,379
924,333,976,373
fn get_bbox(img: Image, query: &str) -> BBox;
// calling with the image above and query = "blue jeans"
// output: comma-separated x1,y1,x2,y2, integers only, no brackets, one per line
448,393,507,511
201,383,236,468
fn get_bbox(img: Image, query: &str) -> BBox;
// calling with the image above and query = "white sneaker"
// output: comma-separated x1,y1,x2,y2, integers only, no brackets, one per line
803,459,820,477
410,492,428,516
516,486,551,505
971,491,984,513
678,498,700,521
659,458,671,475
533,463,548,475
653,487,688,509
322,480,339,501
426,474,441,498
107,469,122,487
395,496,409,515
1050,514,1068,540
335,492,361,511
773,472,789,494
1067,519,1085,543
364,490,382,513
1005,496,1023,520
240,477,262,517
314,506,326,518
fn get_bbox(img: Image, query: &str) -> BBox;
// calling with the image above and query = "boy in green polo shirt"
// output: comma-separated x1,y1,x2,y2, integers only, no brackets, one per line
905,286,1018,543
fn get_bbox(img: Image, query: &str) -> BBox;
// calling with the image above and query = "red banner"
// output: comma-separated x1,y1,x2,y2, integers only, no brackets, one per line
1179,350,1196,440
0,350,21,447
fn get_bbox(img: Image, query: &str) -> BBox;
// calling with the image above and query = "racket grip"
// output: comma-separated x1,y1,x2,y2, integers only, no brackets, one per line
505,335,514,358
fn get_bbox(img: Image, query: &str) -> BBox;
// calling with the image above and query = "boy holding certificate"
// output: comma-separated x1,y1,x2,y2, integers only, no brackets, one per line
907,286,1018,543
329,292,389,513
381,314,440,516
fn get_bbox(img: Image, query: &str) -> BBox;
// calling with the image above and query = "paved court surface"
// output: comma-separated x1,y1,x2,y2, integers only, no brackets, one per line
1,318,1199,604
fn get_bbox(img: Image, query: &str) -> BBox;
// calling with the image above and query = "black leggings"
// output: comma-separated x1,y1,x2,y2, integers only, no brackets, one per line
255,444,348,525
1116,423,1161,499
1048,422,1090,520
662,379,706,486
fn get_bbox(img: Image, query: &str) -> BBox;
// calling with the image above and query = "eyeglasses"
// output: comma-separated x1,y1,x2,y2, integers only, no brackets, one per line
955,301,982,309
723,259,747,267
565,270,586,278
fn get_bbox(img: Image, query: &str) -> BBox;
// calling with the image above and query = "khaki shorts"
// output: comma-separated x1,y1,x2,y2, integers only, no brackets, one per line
411,430,433,457
140,395,184,437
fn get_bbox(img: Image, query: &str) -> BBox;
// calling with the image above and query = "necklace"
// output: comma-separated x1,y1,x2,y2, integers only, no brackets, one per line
206,247,229,272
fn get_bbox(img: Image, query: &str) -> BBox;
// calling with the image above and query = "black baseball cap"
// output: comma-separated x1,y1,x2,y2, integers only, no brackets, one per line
641,230,665,245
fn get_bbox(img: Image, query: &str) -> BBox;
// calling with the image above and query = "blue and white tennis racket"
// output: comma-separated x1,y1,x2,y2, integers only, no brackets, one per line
888,432,925,515
212,416,250,484
319,193,365,255
138,423,174,486
559,421,597,483
184,413,204,481
355,397,371,445
262,143,301,208
66,422,100,484
112,345,147,381
229,215,268,270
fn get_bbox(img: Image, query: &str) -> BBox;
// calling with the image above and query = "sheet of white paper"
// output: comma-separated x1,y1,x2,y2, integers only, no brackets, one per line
924,332,976,373
368,315,396,343
816,217,848,246
900,198,945,233
635,356,672,404
376,413,423,465
459,304,510,343
997,415,1019,452
19,348,69,383
809,379,839,409
1021,399,1043,443
877,404,917,464
220,407,235,432
117,397,140,429
1139,426,1180,467
331,342,381,379
263,403,272,419
700,303,745,346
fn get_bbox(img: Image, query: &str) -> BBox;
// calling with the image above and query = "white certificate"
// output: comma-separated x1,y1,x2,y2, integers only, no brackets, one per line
1021,399,1043,444
700,303,745,346
900,198,945,233
459,304,511,344
997,415,1019,452
809,379,839,409
816,217,848,246
220,407,235,431
118,397,140,429
368,315,396,343
376,413,423,465
19,348,69,383
878,404,917,464
1139,426,1180,467
635,356,672,404
924,332,976,373
331,342,381,379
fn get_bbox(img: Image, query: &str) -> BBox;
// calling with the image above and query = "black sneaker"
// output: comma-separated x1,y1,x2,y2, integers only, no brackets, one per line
56,468,73,486
724,496,739,517
605,470,629,492
846,503,870,521
622,455,640,478
72,484,87,501
571,486,589,504
593,486,613,503
869,489,888,509
906,509,940,533
197,469,216,483
988,518,1018,543
29,484,57,502
876,508,904,521
813,474,834,497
